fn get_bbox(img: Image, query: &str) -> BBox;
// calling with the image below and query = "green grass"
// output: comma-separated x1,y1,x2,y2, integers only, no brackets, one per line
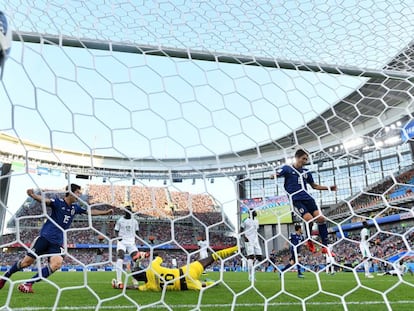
0,271,413,310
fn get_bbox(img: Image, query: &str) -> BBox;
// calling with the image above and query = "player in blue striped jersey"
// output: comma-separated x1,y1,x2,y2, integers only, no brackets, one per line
271,149,337,252
0,183,113,293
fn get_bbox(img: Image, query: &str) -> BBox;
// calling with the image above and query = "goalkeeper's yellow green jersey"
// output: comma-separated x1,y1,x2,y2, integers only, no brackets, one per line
138,256,205,291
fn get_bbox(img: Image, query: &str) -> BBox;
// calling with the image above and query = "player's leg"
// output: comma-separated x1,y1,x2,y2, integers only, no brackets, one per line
251,243,263,280
19,254,63,293
296,253,304,277
309,203,329,246
114,240,127,288
128,245,139,286
0,253,36,290
281,258,294,272
246,255,255,281
18,239,64,293
294,201,317,252
331,261,335,274
240,242,255,281
211,245,238,261
360,245,373,278
302,214,316,252
33,254,63,280
0,236,44,289
200,245,238,269
125,266,148,289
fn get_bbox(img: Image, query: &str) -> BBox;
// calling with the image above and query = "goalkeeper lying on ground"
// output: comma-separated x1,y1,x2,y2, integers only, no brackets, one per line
112,245,238,291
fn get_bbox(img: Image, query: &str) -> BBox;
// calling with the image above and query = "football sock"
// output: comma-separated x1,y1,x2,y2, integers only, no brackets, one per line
247,259,254,278
318,222,329,245
116,259,123,282
307,222,313,239
364,261,370,275
4,260,22,278
28,264,53,284
212,246,238,261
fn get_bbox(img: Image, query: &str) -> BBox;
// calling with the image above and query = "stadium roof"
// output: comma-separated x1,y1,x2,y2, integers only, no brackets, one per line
1,1,414,178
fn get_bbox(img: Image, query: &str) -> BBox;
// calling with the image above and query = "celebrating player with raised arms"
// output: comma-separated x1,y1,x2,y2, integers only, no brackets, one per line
271,149,337,252
0,184,113,293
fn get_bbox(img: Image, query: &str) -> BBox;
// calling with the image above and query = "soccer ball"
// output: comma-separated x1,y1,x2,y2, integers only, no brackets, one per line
0,11,12,79
111,278,123,289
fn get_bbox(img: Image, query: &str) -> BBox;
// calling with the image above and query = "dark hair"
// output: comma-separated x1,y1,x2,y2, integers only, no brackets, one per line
294,224,302,231
65,183,81,197
362,221,369,228
295,149,308,158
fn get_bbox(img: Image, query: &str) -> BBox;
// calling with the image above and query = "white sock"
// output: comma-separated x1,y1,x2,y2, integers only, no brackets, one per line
247,259,253,278
116,259,123,282
364,261,369,275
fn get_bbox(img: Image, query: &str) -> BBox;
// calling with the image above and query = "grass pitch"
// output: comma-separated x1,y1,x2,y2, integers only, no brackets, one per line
0,271,413,310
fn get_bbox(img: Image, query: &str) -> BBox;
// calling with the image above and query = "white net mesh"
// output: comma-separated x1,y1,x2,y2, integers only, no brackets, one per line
1,1,414,310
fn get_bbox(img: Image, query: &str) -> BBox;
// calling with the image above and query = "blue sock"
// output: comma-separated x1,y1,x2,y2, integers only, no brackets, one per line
4,260,22,278
27,265,53,284
318,222,329,245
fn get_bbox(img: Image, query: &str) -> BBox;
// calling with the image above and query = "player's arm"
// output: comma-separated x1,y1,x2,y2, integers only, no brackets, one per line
90,208,113,216
309,182,337,191
240,226,249,242
269,167,284,179
27,188,52,205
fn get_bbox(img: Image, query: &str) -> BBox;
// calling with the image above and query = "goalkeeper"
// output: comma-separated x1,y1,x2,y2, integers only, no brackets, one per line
113,245,238,291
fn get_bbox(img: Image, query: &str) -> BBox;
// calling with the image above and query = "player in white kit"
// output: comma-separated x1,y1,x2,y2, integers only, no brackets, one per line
113,206,140,289
360,221,374,278
240,209,263,281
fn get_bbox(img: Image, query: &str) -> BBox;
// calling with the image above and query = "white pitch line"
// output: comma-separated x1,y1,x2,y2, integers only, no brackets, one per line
2,300,414,310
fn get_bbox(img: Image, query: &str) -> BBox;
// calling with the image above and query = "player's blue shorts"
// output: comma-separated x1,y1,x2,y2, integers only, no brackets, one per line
28,236,64,259
292,199,318,217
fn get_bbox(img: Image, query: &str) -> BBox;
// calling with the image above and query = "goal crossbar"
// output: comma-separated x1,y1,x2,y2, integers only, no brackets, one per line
13,31,412,81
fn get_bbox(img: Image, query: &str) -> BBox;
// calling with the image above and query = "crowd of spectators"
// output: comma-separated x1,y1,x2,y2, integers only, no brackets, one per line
327,168,414,219
2,218,411,272
2,181,412,272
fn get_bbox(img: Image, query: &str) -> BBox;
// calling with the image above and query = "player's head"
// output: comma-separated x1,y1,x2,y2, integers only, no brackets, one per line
0,11,12,80
65,183,81,198
124,205,132,219
294,149,309,167
249,209,257,219
294,224,302,232
362,221,369,228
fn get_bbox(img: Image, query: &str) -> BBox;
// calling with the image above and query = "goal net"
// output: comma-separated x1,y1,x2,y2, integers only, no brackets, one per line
1,1,414,310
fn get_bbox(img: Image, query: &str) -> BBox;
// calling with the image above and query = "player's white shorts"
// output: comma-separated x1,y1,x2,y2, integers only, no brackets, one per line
117,240,138,255
245,240,262,257
359,244,371,258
